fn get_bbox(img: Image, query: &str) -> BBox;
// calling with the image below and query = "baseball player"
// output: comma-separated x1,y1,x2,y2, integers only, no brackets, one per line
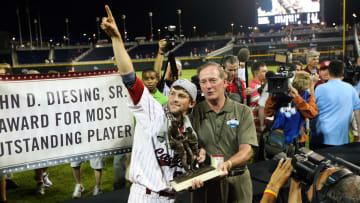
101,5,205,203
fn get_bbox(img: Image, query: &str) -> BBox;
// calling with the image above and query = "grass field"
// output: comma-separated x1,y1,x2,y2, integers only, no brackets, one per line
6,66,353,202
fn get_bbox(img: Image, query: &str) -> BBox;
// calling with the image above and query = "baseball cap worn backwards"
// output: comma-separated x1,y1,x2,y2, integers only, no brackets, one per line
171,79,197,101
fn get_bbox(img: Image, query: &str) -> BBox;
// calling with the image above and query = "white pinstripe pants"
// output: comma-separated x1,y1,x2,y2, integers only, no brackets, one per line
128,183,176,203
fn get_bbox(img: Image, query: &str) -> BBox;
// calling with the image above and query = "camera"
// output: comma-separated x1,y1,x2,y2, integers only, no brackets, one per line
266,54,296,94
165,25,177,52
271,147,360,187
343,58,360,86
266,53,296,94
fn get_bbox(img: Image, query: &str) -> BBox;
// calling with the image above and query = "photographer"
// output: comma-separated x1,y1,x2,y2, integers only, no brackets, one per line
154,39,182,97
260,153,360,203
265,71,318,150
260,159,293,203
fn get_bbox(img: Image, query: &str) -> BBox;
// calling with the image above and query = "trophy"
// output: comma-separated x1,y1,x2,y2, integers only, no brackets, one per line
168,117,224,192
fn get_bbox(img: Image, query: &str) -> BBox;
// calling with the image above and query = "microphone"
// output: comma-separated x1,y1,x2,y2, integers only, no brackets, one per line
237,48,250,63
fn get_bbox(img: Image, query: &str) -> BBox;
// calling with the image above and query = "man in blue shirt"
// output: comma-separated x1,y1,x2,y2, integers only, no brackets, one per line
315,60,360,147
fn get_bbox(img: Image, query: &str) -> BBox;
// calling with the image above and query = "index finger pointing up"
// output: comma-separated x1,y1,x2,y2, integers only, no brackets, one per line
105,5,114,19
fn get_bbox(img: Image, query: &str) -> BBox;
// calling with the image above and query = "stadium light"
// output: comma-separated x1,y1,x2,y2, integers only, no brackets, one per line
149,12,153,40
122,15,127,39
332,22,336,26
12,37,16,41
231,23,234,35
83,33,87,36
65,18,70,46
320,21,325,26
34,19,39,47
353,13,357,18
16,8,23,46
96,17,101,41
157,28,161,40
193,26,197,37
177,9,182,37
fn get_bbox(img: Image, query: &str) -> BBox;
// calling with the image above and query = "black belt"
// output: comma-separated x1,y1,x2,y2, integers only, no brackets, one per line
146,188,177,198
228,166,246,177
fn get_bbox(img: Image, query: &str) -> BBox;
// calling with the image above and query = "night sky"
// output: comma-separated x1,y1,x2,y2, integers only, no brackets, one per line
1,0,360,42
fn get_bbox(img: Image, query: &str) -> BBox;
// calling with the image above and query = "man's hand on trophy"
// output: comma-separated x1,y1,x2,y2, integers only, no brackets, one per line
101,5,121,39
217,161,229,178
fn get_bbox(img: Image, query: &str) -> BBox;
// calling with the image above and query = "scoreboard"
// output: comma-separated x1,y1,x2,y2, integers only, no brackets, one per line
257,0,321,25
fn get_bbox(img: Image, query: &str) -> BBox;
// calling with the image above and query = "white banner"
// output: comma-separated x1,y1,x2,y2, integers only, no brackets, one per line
0,70,134,175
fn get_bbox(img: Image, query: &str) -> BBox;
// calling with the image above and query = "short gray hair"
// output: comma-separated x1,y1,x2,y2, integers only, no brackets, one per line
197,62,225,80
306,50,320,62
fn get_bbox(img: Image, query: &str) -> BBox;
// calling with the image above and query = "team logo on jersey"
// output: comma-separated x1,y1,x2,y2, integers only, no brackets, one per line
226,119,239,128
155,148,182,168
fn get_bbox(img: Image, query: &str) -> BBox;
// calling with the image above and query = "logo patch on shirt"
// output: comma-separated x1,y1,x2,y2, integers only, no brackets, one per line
226,119,239,128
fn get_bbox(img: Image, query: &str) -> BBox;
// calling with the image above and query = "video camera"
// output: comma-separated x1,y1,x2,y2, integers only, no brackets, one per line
271,147,360,202
164,25,177,52
343,58,360,86
266,53,296,94
158,25,178,81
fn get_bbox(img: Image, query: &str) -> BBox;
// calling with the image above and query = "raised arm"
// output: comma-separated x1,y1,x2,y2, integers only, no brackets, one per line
154,39,167,79
101,5,134,75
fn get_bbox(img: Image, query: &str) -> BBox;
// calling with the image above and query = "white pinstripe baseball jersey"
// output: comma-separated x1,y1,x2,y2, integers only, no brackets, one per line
126,76,194,194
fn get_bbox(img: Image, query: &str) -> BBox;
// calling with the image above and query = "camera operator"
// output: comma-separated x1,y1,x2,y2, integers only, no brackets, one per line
154,39,182,97
265,71,318,150
260,151,360,203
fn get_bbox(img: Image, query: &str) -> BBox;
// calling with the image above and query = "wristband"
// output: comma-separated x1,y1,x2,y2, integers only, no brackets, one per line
264,189,278,199
226,160,232,170
265,186,279,193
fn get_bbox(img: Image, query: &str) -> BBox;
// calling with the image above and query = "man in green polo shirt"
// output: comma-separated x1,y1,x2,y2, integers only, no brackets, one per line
190,62,258,203
142,69,168,106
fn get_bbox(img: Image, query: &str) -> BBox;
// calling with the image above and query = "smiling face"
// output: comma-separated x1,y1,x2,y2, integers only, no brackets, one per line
167,87,195,117
199,65,226,103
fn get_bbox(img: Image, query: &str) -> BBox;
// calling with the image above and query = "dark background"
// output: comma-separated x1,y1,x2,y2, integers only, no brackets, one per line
1,0,360,41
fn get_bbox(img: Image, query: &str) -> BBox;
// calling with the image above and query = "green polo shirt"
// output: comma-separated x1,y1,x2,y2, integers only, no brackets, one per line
152,89,168,106
190,97,258,163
